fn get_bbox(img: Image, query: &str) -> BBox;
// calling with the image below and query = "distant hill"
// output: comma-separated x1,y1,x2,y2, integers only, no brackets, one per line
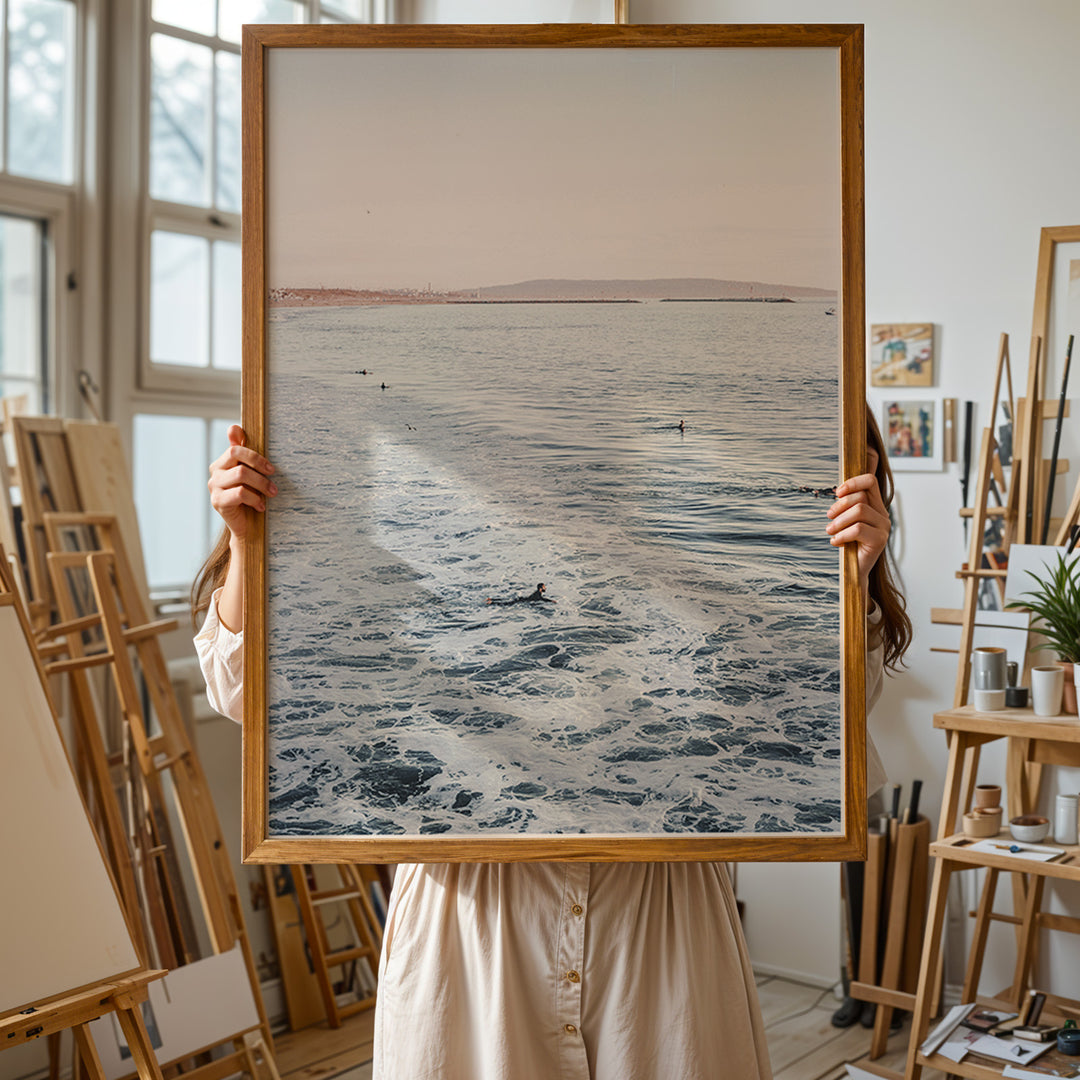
469,278,836,301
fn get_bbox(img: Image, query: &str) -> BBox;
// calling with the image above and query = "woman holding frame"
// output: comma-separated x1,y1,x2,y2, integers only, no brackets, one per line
194,417,909,1080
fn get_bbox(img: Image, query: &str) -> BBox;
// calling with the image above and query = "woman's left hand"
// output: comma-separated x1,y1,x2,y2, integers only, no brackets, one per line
827,449,891,594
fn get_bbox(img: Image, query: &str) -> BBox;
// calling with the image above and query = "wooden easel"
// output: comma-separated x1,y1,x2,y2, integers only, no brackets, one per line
34,511,274,1052
2,975,167,1080
0,552,166,1080
291,864,383,1027
903,707,1080,1080
43,547,195,970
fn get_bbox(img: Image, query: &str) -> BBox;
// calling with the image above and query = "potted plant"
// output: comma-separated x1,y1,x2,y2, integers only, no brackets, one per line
1007,553,1080,713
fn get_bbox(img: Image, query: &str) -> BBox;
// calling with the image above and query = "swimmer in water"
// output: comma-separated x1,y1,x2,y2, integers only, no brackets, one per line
486,582,555,606
679,419,685,433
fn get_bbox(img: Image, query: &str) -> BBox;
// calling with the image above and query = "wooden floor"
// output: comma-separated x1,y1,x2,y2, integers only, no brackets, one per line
273,976,947,1080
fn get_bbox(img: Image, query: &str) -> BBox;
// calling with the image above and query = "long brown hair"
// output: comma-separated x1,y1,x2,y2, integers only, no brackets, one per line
867,409,913,670
191,527,232,628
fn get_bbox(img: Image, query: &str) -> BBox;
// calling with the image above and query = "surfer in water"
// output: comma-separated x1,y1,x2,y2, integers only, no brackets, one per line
486,582,555,606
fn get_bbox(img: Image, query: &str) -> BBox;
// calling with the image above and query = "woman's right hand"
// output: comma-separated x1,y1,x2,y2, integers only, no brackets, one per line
208,424,277,540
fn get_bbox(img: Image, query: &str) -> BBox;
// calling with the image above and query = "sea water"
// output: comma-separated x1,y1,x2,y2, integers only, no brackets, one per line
266,300,842,836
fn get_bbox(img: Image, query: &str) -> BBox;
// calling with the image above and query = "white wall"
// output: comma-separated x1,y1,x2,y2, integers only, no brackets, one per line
409,0,1080,992
647,0,1080,995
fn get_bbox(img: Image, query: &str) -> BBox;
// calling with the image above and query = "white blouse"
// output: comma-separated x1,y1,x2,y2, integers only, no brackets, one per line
196,590,885,1080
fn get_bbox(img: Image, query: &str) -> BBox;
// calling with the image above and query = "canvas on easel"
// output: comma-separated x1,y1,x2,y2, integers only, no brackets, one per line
0,550,164,1080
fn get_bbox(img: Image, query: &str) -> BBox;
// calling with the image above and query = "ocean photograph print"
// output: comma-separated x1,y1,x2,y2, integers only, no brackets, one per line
242,24,867,863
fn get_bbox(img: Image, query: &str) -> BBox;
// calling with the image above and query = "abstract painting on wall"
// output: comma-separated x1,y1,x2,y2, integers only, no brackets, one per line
881,397,942,472
869,323,934,387
242,24,868,862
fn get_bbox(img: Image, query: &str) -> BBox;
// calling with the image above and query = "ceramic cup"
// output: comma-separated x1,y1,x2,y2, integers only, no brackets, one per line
972,647,1008,691
974,688,1006,712
972,806,1002,832
963,811,1000,838
1031,665,1065,717
974,784,1002,809
1005,686,1029,709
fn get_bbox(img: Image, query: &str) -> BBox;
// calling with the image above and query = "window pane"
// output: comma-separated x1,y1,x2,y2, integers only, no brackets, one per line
134,415,209,589
218,0,305,45
150,34,211,206
151,0,215,37
7,0,75,184
0,215,42,381
215,51,241,213
322,0,369,18
0,378,40,414
151,231,209,367
212,240,241,370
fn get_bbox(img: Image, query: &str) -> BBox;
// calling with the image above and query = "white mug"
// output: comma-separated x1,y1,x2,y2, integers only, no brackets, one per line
1031,665,1065,717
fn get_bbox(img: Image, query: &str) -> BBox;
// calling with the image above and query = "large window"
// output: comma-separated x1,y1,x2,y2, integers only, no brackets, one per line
0,0,78,418
136,0,390,589
3,0,77,185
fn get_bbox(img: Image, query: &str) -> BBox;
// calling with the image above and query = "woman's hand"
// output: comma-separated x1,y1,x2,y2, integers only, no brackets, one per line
827,448,891,595
208,424,277,540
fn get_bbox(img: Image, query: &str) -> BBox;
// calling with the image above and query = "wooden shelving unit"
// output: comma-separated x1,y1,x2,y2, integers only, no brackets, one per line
901,705,1080,1080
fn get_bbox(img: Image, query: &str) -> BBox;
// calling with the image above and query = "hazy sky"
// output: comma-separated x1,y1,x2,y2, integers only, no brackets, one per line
267,46,841,292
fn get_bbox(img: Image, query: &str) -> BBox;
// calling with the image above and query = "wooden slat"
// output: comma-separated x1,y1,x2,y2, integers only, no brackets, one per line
64,421,152,614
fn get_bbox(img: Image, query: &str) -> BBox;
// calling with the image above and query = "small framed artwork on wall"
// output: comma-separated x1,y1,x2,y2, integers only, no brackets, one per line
880,397,942,471
869,323,934,387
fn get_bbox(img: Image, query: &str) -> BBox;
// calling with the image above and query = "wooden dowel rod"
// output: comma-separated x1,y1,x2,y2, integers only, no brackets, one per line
45,652,115,674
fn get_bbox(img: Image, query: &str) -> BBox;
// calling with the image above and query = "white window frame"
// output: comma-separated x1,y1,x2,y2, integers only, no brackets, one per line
124,0,395,401
0,0,97,421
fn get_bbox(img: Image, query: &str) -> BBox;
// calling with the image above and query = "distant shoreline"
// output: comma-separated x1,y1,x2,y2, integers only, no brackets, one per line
269,278,836,309
270,293,815,309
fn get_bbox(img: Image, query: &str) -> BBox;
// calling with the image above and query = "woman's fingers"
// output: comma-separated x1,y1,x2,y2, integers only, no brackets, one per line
831,473,887,516
209,442,275,478
826,501,890,543
208,426,278,538
223,463,278,498
211,482,267,514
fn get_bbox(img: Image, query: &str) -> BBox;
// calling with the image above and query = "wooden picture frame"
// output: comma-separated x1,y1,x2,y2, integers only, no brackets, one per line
1020,225,1080,548
242,23,867,863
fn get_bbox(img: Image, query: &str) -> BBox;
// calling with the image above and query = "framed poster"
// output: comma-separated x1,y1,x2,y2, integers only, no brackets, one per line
869,323,934,387
242,24,867,863
879,396,943,472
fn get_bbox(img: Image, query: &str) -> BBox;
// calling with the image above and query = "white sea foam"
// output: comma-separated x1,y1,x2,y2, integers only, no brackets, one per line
266,300,843,836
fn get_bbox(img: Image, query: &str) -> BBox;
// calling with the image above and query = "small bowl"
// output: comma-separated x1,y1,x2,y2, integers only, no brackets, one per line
974,784,1002,809
1009,814,1050,842
964,811,1001,838
974,688,1006,712
1058,1027,1080,1055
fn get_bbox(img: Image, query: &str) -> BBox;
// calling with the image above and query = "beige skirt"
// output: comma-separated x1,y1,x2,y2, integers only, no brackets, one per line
374,861,772,1080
